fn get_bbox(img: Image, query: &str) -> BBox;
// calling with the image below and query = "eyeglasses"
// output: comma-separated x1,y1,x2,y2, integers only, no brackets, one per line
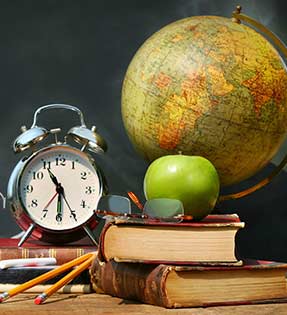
95,194,193,222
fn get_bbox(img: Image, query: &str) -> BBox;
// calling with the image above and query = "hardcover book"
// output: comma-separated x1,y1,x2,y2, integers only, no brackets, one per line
0,283,91,294
0,265,91,285
0,238,96,265
98,214,244,264
90,257,287,308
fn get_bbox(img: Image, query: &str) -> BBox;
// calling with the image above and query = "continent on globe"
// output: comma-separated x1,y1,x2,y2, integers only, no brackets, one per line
121,13,287,187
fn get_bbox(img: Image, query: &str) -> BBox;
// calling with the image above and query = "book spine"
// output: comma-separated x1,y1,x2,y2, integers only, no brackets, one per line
0,284,92,293
0,267,91,284
98,221,112,262
90,257,173,308
0,247,95,265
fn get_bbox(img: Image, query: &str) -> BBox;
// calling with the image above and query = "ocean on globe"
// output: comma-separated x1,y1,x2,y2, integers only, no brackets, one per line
121,15,287,186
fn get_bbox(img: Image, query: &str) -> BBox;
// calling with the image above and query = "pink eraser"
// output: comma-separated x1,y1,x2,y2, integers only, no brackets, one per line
34,296,44,305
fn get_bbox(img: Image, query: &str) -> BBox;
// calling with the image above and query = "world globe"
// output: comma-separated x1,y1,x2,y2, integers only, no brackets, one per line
121,12,287,187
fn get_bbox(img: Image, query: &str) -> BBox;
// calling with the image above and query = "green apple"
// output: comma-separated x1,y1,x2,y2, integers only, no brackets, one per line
143,155,220,219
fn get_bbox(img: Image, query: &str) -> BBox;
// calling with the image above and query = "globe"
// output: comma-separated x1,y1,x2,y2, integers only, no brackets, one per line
121,15,287,186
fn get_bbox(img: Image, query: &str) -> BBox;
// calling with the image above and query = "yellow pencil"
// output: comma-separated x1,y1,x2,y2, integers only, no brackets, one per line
0,252,95,303
34,254,94,304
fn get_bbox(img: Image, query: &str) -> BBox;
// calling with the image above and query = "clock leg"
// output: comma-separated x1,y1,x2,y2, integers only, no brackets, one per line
18,223,36,247
83,225,98,246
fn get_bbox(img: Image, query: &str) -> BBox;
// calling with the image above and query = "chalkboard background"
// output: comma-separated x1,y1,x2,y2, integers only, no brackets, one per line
0,0,286,261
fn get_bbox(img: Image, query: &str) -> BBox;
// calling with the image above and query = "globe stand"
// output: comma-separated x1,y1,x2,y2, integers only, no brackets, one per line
218,6,287,202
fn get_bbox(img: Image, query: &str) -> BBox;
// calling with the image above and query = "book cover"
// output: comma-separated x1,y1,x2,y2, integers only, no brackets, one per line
90,257,287,308
98,214,244,264
0,238,96,265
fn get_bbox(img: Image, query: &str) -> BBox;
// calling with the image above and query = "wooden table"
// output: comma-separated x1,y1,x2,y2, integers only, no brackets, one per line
1,293,287,315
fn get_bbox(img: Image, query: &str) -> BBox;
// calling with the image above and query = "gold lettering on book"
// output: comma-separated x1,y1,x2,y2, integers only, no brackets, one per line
22,248,28,259
49,249,56,258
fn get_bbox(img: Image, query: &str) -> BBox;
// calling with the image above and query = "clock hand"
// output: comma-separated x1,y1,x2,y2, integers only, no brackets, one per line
62,193,77,222
41,192,58,219
57,184,77,222
47,169,60,188
55,193,63,222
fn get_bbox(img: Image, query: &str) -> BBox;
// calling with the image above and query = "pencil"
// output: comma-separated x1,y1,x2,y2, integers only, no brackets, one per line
0,252,95,302
34,254,94,304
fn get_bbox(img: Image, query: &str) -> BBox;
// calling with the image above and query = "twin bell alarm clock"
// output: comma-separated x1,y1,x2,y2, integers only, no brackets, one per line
7,104,108,246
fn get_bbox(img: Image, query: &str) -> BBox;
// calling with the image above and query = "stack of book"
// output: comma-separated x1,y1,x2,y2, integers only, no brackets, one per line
89,214,287,308
0,238,95,293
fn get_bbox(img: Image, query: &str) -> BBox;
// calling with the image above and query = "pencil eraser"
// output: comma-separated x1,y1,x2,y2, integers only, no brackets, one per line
34,296,44,305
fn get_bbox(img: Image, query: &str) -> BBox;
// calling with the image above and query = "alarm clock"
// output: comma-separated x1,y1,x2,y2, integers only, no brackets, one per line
7,104,108,246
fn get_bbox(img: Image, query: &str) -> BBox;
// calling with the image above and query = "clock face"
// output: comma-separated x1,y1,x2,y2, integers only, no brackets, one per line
18,145,102,231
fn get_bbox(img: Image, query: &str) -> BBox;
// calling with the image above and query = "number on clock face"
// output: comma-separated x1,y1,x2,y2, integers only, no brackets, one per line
19,146,101,230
